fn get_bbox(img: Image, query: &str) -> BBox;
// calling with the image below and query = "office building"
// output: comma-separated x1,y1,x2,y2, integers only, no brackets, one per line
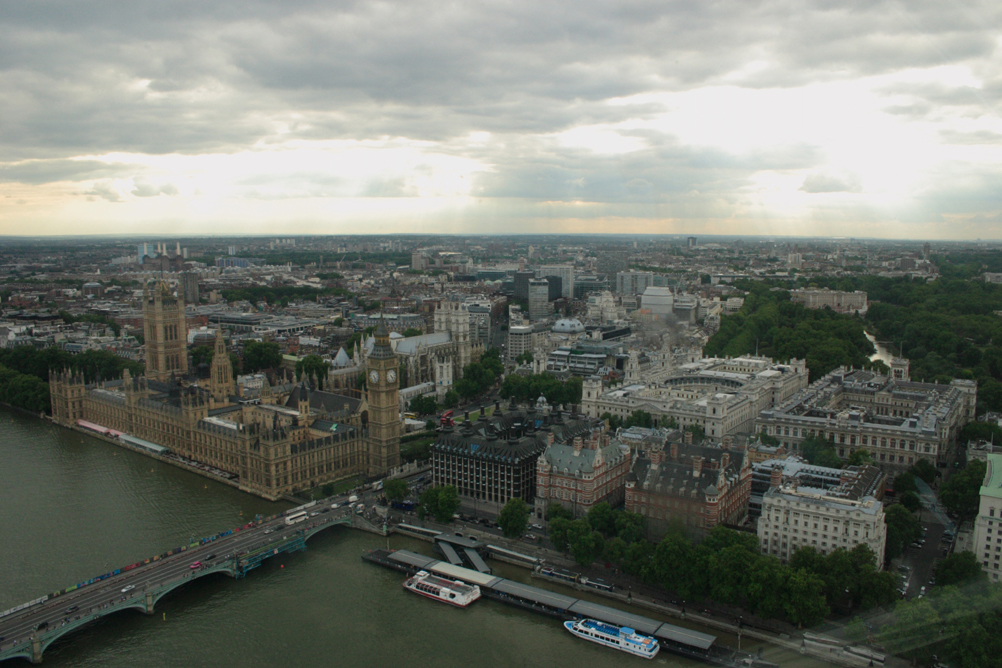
527,279,551,321
539,264,575,299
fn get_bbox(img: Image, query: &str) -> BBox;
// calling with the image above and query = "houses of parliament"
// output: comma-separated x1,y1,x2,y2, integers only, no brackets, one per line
49,281,401,501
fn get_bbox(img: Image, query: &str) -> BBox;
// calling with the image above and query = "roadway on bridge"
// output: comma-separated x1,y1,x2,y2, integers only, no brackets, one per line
0,505,354,656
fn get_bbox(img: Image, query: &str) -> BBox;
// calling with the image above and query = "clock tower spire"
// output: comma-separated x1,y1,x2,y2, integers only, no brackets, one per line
365,320,400,476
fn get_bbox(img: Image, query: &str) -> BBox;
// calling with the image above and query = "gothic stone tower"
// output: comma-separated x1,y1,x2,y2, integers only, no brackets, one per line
210,329,235,404
143,281,188,381
366,321,401,476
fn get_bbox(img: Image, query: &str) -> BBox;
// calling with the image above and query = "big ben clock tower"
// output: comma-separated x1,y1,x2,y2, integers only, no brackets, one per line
366,320,401,476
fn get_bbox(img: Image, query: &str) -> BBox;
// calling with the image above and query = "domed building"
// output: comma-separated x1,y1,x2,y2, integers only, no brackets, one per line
552,318,585,334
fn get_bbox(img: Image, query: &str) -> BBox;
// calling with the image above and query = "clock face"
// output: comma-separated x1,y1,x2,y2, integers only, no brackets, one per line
369,370,379,383
387,370,397,383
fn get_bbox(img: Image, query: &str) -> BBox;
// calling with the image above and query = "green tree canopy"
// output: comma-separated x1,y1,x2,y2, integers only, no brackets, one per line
408,395,438,415
243,340,282,373
384,479,409,502
799,435,843,468
295,354,331,387
940,460,987,521
884,503,923,560
498,498,530,539
417,485,461,523
934,551,986,588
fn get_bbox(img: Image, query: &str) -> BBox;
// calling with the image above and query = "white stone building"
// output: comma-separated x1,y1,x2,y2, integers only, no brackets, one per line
758,477,887,565
582,356,809,439
755,367,977,470
973,453,1002,582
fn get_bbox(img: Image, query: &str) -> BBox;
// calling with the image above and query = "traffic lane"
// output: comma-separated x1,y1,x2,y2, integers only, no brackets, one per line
902,521,944,597
0,518,294,640
1,508,354,644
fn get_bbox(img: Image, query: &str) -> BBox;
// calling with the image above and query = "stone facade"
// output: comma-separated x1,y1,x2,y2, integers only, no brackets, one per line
755,367,977,470
142,281,188,381
49,290,401,501
973,453,1002,582
758,472,887,566
583,356,808,439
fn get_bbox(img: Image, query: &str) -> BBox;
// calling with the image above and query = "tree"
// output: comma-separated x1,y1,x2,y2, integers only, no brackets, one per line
434,485,460,523
799,435,843,468
895,471,919,495
295,354,331,386
934,551,986,587
498,498,530,539
384,479,409,502
940,460,987,520
614,511,646,544
243,340,282,373
547,503,572,521
684,424,706,442
515,351,533,365
417,485,460,523
586,502,617,536
191,344,214,367
623,410,654,429
402,328,423,337
409,395,438,415
844,616,868,644
900,491,922,512
566,519,604,566
884,503,922,560
910,459,938,485
442,390,459,408
549,517,571,552
846,449,873,467
783,568,830,627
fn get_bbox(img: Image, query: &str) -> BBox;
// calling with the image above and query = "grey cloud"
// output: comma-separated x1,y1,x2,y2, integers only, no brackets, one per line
131,180,179,197
84,182,122,202
0,159,135,185
800,172,862,193
3,0,999,160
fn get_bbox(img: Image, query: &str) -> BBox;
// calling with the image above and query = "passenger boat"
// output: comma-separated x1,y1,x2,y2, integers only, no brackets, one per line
403,570,481,608
563,618,660,659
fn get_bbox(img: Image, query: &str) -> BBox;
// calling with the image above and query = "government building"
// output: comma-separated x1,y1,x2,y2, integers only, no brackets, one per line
582,356,809,439
755,365,976,470
757,463,887,565
50,281,401,501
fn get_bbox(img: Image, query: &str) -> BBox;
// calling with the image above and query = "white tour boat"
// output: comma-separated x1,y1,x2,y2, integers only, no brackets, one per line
403,570,481,608
563,618,660,659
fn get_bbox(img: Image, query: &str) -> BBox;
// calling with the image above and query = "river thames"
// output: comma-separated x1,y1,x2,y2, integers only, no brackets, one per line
0,409,832,667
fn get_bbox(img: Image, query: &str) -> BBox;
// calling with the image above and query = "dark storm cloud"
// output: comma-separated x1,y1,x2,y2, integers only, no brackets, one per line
1,0,1000,232
3,0,998,158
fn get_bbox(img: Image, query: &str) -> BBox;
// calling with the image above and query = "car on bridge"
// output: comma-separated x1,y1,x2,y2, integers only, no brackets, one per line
120,585,134,593
189,561,201,569
65,605,79,614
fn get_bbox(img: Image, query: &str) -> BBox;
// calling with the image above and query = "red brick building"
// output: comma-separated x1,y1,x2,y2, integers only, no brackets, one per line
625,431,751,539
534,424,632,519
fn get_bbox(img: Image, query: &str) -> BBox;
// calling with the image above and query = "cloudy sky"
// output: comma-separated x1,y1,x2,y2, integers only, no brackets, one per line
1,1,1000,239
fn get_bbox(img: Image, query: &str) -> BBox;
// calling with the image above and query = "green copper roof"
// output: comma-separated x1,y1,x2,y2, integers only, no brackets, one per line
981,453,1002,500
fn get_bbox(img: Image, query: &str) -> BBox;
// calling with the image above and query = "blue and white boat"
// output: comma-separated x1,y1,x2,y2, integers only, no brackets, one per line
563,618,660,659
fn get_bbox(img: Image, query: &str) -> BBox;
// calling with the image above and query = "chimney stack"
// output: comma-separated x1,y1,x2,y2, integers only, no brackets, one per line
573,436,583,457
684,429,693,445
770,465,783,489
722,435,733,450
670,441,679,460
693,456,703,478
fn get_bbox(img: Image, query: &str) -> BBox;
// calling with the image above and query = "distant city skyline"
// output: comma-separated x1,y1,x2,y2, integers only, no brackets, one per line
1,2,1000,239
